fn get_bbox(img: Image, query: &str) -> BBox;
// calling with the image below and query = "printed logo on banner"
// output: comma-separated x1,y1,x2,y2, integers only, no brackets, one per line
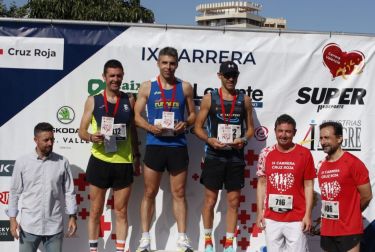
0,220,13,241
296,87,366,113
0,192,9,205
54,106,89,148
300,119,361,151
254,126,268,141
87,79,140,96
0,161,14,176
322,43,365,80
0,37,64,70
193,84,264,108
57,106,75,124
141,47,257,65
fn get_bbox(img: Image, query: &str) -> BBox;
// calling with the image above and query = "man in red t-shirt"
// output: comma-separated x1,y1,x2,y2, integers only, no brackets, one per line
318,121,372,252
256,114,315,251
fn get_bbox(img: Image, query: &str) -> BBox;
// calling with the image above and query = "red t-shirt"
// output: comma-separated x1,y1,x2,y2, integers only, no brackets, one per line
257,144,316,222
317,152,370,236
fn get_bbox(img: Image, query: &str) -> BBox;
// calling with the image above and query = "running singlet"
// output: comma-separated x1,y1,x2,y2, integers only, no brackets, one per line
91,92,133,163
317,152,370,236
256,144,316,222
146,78,186,146
205,89,245,163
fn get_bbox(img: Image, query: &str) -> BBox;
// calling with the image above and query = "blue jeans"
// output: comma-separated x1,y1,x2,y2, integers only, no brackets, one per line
19,230,63,252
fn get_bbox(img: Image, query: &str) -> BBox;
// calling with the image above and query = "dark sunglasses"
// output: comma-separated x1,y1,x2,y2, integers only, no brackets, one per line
223,72,239,79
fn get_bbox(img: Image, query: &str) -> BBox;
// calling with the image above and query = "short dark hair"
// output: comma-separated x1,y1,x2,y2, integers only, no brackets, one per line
34,122,54,137
319,121,343,137
158,47,178,60
103,59,123,74
275,114,296,130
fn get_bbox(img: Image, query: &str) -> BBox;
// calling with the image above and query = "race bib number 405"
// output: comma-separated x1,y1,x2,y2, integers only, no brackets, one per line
321,200,339,220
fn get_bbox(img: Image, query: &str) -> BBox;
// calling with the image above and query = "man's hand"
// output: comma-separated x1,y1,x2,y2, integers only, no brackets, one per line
66,216,77,237
207,138,227,149
90,132,104,144
148,124,163,136
301,214,312,232
227,138,245,150
10,217,19,239
256,213,265,230
174,121,187,135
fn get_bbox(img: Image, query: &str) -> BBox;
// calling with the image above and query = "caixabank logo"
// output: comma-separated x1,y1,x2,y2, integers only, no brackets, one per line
0,160,14,176
0,220,13,241
300,119,362,151
296,44,366,113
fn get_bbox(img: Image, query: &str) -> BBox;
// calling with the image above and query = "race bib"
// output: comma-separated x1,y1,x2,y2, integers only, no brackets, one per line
154,119,174,137
162,111,175,129
269,194,293,212
217,124,241,144
113,123,126,140
101,116,114,136
321,200,339,220
104,135,117,153
217,124,233,143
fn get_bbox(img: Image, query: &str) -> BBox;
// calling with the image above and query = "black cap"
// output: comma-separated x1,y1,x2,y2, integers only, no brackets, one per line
219,61,239,74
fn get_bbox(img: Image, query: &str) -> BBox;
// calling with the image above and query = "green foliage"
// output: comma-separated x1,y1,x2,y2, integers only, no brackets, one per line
28,0,154,23
1,0,154,23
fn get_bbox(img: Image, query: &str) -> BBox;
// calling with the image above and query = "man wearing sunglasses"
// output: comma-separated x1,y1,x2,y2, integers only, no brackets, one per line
195,61,254,252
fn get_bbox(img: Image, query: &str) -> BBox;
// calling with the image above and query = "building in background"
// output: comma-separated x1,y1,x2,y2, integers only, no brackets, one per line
196,1,286,29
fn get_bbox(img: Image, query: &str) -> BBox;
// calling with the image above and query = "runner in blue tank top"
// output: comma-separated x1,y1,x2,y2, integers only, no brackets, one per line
134,47,196,252
195,61,254,252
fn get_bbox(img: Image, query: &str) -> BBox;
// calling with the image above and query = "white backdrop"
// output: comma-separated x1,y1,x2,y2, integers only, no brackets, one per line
1,21,375,252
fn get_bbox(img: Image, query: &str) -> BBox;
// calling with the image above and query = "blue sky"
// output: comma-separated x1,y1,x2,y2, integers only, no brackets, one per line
3,0,375,34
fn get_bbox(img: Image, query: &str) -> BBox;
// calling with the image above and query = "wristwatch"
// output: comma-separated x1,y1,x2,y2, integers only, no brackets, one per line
241,137,248,145
69,214,77,220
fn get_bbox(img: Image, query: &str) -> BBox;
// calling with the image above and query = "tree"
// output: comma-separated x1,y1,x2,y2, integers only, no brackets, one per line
2,0,154,23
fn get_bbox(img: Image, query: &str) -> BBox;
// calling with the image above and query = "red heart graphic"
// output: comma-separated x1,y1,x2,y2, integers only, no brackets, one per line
322,43,365,79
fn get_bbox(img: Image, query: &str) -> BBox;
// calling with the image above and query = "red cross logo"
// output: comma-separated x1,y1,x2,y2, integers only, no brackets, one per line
219,236,226,246
74,173,89,191
78,208,90,220
249,223,263,237
76,194,84,205
238,210,251,224
237,237,250,250
107,194,114,209
192,173,200,181
239,195,246,204
245,150,259,166
251,203,257,213
99,215,111,237
244,168,250,178
250,178,258,189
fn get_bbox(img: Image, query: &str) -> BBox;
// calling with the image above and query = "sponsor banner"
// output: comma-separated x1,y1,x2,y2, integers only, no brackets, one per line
0,21,375,251
0,221,13,242
0,37,64,70
0,161,14,177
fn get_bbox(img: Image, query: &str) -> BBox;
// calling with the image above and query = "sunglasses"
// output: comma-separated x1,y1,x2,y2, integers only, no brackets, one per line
223,72,239,79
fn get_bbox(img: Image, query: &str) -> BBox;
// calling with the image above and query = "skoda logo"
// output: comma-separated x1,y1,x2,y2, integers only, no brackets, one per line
57,106,75,124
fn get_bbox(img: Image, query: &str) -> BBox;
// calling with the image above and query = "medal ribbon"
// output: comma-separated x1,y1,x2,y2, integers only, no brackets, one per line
219,88,237,125
103,90,120,117
157,75,177,112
